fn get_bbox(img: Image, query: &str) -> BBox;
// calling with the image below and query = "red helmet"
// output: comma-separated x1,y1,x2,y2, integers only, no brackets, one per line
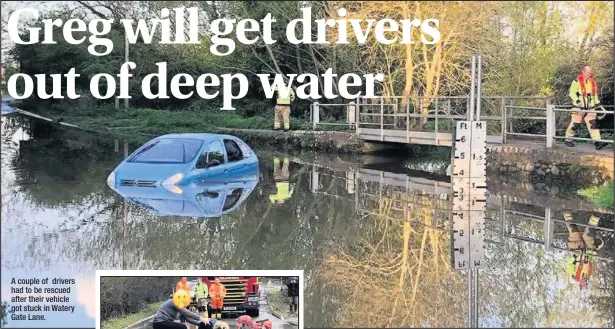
237,315,255,329
260,320,273,329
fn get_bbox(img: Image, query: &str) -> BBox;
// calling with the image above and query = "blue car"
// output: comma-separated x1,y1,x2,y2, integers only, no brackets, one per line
107,134,259,208
112,172,259,217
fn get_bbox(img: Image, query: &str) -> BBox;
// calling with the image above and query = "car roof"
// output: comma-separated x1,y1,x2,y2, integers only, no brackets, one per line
155,133,239,142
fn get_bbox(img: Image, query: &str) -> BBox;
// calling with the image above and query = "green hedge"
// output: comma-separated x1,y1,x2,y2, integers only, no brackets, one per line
578,180,614,208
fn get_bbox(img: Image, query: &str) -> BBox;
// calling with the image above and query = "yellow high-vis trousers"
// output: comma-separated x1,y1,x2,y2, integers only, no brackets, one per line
274,105,291,130
565,109,601,142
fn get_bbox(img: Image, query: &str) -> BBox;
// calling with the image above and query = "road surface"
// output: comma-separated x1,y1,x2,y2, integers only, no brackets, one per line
127,285,295,329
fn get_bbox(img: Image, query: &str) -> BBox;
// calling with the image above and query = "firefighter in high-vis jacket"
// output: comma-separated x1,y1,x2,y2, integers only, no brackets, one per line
269,157,293,205
272,84,295,132
194,278,209,317
565,66,608,150
563,211,604,290
565,249,597,290
209,278,227,319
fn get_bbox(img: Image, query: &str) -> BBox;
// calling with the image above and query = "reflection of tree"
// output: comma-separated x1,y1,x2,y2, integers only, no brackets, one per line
315,185,466,328
480,208,614,328
8,118,122,208
588,259,614,327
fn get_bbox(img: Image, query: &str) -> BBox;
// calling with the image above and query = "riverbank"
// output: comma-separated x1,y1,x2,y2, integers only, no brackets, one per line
101,301,161,329
7,101,613,185
8,101,361,149
266,289,298,326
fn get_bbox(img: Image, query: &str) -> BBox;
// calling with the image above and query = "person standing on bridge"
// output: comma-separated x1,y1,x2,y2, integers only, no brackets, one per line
194,278,209,317
565,66,608,150
210,278,227,320
271,76,295,132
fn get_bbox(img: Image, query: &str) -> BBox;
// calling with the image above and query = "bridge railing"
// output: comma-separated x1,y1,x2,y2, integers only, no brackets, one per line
309,102,358,130
504,104,615,147
312,96,614,148
354,95,550,145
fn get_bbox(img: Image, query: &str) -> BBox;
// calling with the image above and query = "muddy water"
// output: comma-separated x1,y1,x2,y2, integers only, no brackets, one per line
1,114,613,328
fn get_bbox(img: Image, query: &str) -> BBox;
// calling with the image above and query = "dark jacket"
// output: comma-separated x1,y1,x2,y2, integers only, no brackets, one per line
286,277,299,297
153,299,200,325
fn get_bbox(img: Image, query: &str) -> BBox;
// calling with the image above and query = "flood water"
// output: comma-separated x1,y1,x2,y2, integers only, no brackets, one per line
1,114,613,328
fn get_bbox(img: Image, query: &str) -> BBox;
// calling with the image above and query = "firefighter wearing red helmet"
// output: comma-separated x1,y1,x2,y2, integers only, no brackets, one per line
237,316,273,329
237,315,255,329
259,320,273,329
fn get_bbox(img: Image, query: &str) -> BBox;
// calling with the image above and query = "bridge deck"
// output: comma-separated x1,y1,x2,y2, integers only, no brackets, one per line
358,128,503,146
358,127,612,157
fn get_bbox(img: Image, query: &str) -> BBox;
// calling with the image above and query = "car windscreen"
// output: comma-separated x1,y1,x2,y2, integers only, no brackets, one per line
129,139,203,164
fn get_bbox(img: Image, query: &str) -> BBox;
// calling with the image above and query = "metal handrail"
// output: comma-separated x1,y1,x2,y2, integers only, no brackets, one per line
312,96,614,148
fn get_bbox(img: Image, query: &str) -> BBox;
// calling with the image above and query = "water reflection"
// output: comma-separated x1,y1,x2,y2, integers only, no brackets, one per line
562,212,604,290
269,157,293,205
112,173,258,218
308,167,613,327
1,115,613,328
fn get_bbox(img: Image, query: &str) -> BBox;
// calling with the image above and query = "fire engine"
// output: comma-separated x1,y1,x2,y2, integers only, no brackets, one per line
204,277,260,317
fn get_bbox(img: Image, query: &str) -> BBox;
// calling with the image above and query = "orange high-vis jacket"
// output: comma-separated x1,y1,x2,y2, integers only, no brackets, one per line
210,282,227,300
176,280,190,292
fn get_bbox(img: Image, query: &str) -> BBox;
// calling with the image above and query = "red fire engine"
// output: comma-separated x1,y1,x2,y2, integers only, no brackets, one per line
203,277,260,317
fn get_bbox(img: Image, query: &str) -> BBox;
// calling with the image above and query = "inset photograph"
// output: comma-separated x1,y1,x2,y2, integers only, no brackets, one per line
96,271,301,329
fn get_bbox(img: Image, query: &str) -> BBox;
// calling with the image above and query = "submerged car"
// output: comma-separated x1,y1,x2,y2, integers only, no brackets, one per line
112,173,258,217
106,133,259,216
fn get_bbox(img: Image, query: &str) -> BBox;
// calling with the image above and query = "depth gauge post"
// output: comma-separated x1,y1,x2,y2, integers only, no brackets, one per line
450,55,487,328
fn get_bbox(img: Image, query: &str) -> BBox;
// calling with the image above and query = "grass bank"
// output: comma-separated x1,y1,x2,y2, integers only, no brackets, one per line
54,105,313,142
578,180,614,208
12,101,352,144
101,301,161,329
267,289,292,320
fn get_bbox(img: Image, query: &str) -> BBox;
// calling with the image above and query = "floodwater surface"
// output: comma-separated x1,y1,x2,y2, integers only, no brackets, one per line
1,114,613,328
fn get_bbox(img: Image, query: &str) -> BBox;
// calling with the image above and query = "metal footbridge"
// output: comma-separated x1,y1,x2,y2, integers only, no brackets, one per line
311,95,613,151
310,95,615,153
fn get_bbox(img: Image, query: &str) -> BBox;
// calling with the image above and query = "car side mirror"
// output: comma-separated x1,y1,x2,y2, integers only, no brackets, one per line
207,159,220,168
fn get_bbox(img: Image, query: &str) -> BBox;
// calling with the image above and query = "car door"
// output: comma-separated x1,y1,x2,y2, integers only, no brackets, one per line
223,138,248,176
194,188,226,216
192,139,228,182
